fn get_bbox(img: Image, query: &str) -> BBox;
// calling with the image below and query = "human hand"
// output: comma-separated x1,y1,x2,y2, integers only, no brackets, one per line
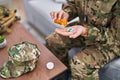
50,10,69,20
55,25,88,38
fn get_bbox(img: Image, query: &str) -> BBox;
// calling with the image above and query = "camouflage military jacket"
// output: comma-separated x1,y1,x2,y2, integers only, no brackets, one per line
62,0,120,56
62,0,118,26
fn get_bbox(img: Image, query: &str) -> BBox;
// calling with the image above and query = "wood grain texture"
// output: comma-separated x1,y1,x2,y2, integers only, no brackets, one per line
0,22,67,80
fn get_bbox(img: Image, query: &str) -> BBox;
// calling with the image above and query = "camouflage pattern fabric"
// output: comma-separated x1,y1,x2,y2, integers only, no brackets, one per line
46,31,85,66
0,42,40,78
46,0,120,80
0,6,20,34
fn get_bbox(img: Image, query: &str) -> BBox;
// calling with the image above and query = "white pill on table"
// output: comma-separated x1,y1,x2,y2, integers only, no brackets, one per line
46,62,54,70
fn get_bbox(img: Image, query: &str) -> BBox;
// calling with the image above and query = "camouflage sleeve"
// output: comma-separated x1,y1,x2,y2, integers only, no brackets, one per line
85,26,101,43
62,0,78,21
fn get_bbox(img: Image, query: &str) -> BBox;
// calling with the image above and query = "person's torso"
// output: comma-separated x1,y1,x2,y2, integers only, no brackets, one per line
74,0,117,28
73,0,120,56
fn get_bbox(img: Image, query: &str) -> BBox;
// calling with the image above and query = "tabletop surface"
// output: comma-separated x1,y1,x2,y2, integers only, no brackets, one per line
0,22,67,80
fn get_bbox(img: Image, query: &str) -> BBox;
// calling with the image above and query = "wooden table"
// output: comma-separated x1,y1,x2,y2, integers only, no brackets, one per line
0,22,67,80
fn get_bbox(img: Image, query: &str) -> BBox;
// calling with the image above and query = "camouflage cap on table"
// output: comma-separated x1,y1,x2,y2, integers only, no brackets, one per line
0,42,40,78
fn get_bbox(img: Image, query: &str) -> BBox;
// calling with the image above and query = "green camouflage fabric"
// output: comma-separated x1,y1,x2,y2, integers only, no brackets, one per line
0,6,20,34
46,0,120,80
0,42,40,78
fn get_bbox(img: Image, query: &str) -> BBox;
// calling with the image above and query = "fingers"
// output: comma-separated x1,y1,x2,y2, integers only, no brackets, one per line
55,25,86,38
62,12,69,20
55,28,74,36
69,26,83,38
58,11,64,20
50,12,54,19
69,30,82,38
55,27,67,32
50,11,58,19
50,10,69,20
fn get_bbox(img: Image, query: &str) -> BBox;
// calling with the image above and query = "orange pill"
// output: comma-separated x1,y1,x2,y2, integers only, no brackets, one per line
54,19,68,26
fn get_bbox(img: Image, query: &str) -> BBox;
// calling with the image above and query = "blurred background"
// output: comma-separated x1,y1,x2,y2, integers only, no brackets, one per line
0,0,67,44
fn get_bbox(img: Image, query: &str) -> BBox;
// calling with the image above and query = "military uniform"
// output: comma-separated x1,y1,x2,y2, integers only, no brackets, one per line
46,0,120,80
